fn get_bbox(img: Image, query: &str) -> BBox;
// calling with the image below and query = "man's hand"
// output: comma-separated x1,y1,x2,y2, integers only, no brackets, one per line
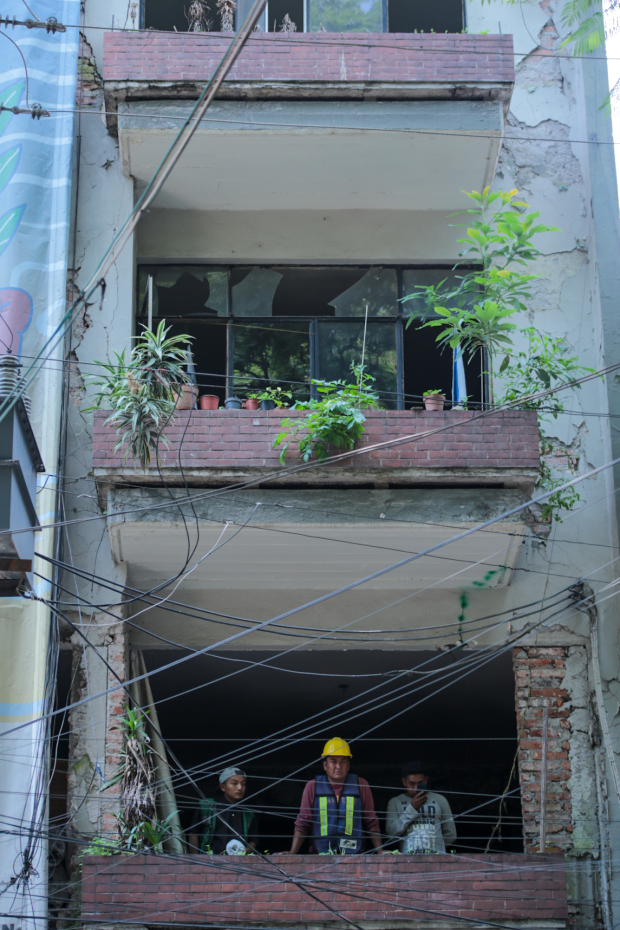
274,834,305,855
409,789,428,812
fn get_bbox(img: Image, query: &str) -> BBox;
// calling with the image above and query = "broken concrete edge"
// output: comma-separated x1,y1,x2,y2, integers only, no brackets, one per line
102,80,515,137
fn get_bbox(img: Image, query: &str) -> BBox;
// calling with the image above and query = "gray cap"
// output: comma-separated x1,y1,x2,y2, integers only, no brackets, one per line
219,766,246,784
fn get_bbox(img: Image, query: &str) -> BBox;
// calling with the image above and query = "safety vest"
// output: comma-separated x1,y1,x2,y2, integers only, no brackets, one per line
312,774,363,854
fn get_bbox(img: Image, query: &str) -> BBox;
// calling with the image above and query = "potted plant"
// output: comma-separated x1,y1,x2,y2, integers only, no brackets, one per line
199,394,220,410
273,366,378,463
247,387,292,410
245,397,260,411
225,396,242,410
175,384,199,409
85,321,192,470
423,390,445,411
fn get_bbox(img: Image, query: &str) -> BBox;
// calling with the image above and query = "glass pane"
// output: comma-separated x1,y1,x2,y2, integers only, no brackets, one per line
308,0,382,31
317,321,397,408
137,266,228,319
231,268,283,317
402,268,474,321
329,267,397,317
232,320,310,400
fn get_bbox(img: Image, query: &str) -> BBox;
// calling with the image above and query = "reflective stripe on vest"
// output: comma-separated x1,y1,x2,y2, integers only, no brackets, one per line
319,796,329,836
345,795,355,835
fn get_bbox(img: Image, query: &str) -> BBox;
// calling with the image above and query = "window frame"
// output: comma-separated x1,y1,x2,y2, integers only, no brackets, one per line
136,263,482,410
141,0,464,35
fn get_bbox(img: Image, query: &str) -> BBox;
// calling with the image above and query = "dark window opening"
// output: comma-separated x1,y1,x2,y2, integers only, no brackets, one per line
142,0,464,33
144,0,235,32
144,648,524,854
387,0,463,33
267,0,304,31
137,264,483,409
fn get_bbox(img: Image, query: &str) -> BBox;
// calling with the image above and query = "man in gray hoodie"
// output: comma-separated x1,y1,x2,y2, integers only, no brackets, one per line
386,761,456,854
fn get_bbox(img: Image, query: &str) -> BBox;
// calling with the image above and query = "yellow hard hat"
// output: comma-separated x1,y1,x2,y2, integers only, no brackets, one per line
321,737,352,758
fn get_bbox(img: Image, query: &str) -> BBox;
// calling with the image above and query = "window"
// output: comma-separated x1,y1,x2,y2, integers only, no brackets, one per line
142,0,463,33
137,264,483,409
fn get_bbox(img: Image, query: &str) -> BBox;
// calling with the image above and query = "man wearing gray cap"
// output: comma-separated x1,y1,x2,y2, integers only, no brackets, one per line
188,766,258,855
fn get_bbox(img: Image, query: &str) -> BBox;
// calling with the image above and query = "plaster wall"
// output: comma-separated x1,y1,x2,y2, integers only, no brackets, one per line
65,0,620,922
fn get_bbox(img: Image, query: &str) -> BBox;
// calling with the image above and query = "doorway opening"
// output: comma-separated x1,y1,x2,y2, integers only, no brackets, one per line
143,647,523,853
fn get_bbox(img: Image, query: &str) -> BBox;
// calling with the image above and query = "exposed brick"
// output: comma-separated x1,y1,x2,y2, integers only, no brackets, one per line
102,31,514,86
93,408,540,474
82,853,567,925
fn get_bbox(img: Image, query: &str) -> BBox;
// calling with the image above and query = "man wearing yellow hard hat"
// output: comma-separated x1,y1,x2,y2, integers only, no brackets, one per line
284,737,383,854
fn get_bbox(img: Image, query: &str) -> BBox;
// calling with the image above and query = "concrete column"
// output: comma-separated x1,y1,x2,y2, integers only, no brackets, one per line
66,616,129,848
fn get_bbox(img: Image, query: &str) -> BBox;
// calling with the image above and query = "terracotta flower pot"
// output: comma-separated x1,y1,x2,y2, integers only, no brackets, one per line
199,394,219,410
174,384,199,409
245,398,260,410
423,394,445,412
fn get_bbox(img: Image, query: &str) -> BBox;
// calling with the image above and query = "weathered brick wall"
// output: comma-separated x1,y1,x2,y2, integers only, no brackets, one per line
92,408,540,473
66,618,129,844
82,852,568,925
514,646,574,852
102,31,515,86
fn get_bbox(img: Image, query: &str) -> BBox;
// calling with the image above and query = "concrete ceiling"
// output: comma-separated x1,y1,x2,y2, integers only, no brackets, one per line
110,520,525,593
120,100,503,212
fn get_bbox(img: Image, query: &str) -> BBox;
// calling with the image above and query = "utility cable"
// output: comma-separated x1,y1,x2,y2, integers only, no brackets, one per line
7,448,620,741
0,0,270,424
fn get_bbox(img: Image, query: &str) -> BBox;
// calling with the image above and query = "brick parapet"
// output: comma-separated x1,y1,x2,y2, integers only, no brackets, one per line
92,408,540,474
102,31,515,86
513,646,575,853
81,852,568,925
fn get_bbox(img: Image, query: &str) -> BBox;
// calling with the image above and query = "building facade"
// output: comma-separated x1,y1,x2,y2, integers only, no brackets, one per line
4,0,620,927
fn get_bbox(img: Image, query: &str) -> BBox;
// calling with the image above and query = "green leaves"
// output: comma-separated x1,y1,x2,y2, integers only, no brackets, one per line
273,365,378,463
85,322,193,470
421,299,518,358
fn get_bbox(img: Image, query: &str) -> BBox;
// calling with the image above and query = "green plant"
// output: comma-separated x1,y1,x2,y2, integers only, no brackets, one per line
99,708,181,854
496,329,596,522
422,389,445,396
82,836,128,857
247,386,292,407
273,365,378,463
86,321,192,470
404,188,557,391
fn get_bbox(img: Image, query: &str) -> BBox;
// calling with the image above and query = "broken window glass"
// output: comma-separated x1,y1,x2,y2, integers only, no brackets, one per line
329,267,397,317
137,266,228,320
232,320,310,399
231,268,284,317
401,268,473,322
317,320,397,408
308,0,382,32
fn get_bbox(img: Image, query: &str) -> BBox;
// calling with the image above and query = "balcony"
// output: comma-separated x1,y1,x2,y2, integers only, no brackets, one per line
92,409,539,602
81,851,569,929
102,32,513,225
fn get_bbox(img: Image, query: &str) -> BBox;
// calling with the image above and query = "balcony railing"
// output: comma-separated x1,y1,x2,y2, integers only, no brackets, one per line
93,408,540,488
